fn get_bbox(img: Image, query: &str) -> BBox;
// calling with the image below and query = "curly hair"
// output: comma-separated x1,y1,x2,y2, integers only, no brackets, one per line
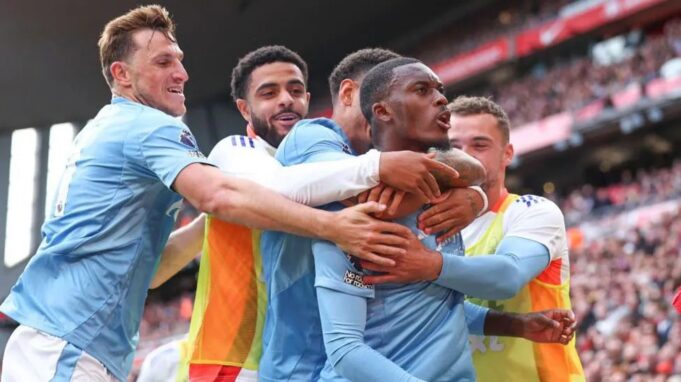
230,45,308,102
328,48,400,104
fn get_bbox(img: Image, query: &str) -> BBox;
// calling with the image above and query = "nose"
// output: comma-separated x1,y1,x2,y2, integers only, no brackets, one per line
434,90,447,107
278,90,294,107
173,61,189,83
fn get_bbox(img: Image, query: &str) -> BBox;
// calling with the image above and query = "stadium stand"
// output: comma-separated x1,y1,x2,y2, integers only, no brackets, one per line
570,201,681,380
485,18,681,127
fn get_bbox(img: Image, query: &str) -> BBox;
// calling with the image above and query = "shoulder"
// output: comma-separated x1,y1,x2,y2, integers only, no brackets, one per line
504,194,565,227
211,135,259,153
285,118,343,143
209,135,268,165
509,195,563,216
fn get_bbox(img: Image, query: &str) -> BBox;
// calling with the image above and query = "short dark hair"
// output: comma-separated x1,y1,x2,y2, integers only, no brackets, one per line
98,5,176,88
328,48,400,104
359,57,420,124
448,96,511,143
230,45,308,102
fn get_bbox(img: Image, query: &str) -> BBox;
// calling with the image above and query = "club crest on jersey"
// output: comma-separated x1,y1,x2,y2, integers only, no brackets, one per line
344,270,372,289
179,129,198,149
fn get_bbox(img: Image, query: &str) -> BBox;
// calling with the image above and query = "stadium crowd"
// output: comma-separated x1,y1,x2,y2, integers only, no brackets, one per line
558,159,681,226
571,204,681,381
412,0,576,65
487,18,681,126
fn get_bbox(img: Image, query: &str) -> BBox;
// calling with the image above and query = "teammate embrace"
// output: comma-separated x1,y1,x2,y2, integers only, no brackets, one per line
1,4,584,382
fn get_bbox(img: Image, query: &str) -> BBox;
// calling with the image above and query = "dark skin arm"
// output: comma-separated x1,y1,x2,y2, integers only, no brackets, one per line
428,147,486,189
484,309,577,345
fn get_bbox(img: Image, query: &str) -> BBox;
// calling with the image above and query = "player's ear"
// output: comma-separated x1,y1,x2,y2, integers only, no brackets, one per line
372,101,392,123
503,143,514,167
110,61,131,88
338,79,357,107
235,99,251,122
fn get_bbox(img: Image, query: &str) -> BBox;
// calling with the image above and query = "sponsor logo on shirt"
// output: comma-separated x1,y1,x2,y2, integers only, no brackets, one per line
179,129,198,149
344,270,373,289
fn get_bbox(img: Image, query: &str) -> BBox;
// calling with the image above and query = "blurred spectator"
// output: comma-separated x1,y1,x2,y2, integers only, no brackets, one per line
571,208,681,381
558,159,681,226
422,16,681,127
138,293,193,345
412,0,575,64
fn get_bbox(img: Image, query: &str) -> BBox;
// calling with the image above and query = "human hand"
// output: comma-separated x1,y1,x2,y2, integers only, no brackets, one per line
517,309,576,344
358,229,443,284
329,202,413,267
379,151,459,204
357,183,406,217
418,187,484,243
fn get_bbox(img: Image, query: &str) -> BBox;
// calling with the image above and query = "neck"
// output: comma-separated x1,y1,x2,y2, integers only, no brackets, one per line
486,176,507,212
331,109,365,154
374,129,428,153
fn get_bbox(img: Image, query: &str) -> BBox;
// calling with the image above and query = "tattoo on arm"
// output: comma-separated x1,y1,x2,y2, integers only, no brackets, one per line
429,148,486,189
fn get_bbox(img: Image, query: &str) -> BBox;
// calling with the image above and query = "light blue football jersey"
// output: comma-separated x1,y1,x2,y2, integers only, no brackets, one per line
0,96,209,381
259,118,355,381
313,211,476,381
259,117,484,381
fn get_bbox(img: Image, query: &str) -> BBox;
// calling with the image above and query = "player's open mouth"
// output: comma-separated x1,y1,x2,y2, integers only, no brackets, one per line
436,109,451,130
168,87,184,96
273,112,301,127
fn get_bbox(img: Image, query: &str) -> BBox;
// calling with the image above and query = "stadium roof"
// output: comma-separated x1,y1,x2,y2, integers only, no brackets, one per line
0,0,487,132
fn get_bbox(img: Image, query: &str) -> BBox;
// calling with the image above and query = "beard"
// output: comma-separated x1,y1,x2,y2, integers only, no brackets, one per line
250,109,302,148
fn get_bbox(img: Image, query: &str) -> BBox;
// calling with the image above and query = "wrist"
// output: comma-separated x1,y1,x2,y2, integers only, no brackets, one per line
313,210,336,240
424,248,443,281
467,186,488,216
508,312,525,338
365,149,382,184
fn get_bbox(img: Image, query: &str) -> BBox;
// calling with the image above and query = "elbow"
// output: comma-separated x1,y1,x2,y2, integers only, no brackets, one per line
194,189,238,217
324,334,363,369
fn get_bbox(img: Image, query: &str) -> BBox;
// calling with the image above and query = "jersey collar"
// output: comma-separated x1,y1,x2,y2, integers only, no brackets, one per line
246,124,277,157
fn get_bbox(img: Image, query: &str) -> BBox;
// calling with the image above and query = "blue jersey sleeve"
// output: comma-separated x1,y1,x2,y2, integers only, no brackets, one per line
316,287,425,382
463,301,489,336
313,240,374,299
138,124,210,189
277,122,354,165
435,236,550,300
